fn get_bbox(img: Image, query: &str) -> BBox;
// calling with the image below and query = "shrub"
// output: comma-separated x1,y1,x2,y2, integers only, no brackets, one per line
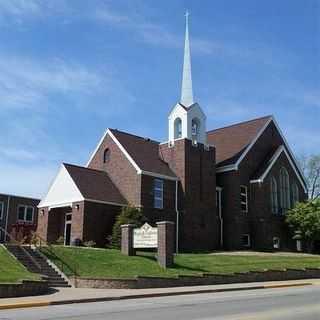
111,206,145,249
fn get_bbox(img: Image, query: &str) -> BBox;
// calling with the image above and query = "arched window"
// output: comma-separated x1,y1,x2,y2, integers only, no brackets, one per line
191,118,200,143
292,183,299,206
103,148,110,163
270,176,278,214
279,167,290,214
174,117,182,139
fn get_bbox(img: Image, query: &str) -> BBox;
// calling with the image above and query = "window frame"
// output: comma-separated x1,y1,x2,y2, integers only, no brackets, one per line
240,185,248,213
17,205,34,223
270,176,279,215
0,202,3,220
279,167,290,214
241,234,251,247
153,179,164,209
292,183,299,207
103,148,110,163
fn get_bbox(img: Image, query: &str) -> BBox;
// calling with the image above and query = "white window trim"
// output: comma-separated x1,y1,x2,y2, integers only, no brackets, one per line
0,202,3,220
217,117,307,192
17,205,34,223
241,234,251,247
154,179,164,209
240,185,248,213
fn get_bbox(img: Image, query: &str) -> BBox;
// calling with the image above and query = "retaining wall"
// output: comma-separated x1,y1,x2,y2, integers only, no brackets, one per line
0,280,48,298
70,268,320,289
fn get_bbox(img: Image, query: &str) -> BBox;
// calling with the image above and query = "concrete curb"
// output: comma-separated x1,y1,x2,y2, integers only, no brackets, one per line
0,281,313,311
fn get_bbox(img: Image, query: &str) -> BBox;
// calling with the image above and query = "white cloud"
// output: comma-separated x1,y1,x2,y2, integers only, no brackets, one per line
0,56,104,111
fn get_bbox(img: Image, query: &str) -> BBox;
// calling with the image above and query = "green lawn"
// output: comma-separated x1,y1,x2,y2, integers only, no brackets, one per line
44,246,320,279
0,246,40,283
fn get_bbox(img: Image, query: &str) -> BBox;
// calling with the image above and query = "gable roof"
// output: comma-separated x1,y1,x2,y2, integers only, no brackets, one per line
109,129,177,180
64,163,127,205
39,164,127,208
250,145,307,192
207,115,272,166
87,128,178,181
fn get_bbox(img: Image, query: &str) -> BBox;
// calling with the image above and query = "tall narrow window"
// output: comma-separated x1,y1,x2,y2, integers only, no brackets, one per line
174,118,182,139
279,167,290,214
0,202,3,220
292,183,299,206
103,148,110,163
240,185,248,213
270,177,278,214
154,179,164,209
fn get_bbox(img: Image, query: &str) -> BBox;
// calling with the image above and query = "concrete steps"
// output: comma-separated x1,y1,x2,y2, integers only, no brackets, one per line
5,244,71,288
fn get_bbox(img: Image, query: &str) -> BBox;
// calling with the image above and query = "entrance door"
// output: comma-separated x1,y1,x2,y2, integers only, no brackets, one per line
64,213,72,246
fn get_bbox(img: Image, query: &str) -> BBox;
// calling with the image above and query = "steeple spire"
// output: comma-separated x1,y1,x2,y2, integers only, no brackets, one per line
181,11,194,107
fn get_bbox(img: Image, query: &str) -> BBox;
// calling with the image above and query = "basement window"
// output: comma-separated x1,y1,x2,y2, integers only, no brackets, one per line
241,234,251,248
0,202,3,220
240,185,248,213
17,205,34,223
153,179,164,209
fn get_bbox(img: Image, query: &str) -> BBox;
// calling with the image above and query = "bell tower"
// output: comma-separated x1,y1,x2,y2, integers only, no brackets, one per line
168,12,207,146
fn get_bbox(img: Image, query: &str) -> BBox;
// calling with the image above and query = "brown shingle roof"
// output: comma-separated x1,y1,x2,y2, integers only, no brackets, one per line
64,163,127,205
207,115,272,166
109,129,177,179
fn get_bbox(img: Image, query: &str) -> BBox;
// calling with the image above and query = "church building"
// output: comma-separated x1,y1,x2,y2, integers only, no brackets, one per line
37,16,307,252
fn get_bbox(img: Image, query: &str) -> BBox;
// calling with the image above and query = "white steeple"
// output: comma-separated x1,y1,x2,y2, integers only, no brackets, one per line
181,11,194,107
168,12,207,146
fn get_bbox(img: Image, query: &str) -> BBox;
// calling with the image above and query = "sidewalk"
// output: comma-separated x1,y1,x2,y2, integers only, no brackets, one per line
0,279,319,310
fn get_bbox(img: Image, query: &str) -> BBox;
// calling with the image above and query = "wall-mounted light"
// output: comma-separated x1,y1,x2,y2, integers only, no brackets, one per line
75,204,80,210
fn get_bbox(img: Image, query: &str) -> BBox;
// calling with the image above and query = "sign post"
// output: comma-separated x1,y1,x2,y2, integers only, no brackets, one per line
121,221,175,268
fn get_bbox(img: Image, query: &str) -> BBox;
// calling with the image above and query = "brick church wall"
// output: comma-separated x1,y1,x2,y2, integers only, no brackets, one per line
217,121,307,251
160,139,219,251
88,134,141,207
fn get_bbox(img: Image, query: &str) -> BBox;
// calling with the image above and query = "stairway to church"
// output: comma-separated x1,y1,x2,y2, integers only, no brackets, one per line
5,244,71,288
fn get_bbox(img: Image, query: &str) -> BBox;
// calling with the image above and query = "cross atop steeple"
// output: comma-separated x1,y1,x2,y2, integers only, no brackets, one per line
181,10,194,107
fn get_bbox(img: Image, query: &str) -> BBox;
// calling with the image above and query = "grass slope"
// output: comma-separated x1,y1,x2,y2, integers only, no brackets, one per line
46,246,320,279
0,246,40,283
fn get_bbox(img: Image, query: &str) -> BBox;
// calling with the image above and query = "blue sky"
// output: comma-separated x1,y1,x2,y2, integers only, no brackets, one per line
0,0,319,198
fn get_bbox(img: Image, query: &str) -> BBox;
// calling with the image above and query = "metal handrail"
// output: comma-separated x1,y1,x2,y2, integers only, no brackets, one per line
32,233,78,277
0,226,42,272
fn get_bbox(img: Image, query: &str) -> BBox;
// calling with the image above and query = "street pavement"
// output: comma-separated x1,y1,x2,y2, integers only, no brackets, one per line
1,284,319,320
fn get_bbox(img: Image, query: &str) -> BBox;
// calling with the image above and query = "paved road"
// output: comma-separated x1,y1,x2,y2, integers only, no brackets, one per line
1,285,320,320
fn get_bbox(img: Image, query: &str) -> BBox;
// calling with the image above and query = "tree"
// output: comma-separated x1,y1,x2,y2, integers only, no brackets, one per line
110,206,145,249
286,199,320,252
298,154,320,199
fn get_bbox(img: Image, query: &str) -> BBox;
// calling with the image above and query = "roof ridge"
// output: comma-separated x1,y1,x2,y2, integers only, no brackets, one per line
109,128,160,144
207,115,273,134
63,163,107,174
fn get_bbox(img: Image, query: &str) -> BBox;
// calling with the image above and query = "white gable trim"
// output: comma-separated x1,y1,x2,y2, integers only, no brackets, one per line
86,129,108,167
38,164,85,208
86,129,178,182
86,129,141,172
250,145,307,192
84,198,126,207
216,116,306,186
107,129,142,173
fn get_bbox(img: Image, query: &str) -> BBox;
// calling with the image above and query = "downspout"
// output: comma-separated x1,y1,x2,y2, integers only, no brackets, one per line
175,180,179,254
218,189,223,248
4,196,10,243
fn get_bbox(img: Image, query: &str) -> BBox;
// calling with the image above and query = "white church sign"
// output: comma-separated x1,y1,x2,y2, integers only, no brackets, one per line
133,223,158,248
